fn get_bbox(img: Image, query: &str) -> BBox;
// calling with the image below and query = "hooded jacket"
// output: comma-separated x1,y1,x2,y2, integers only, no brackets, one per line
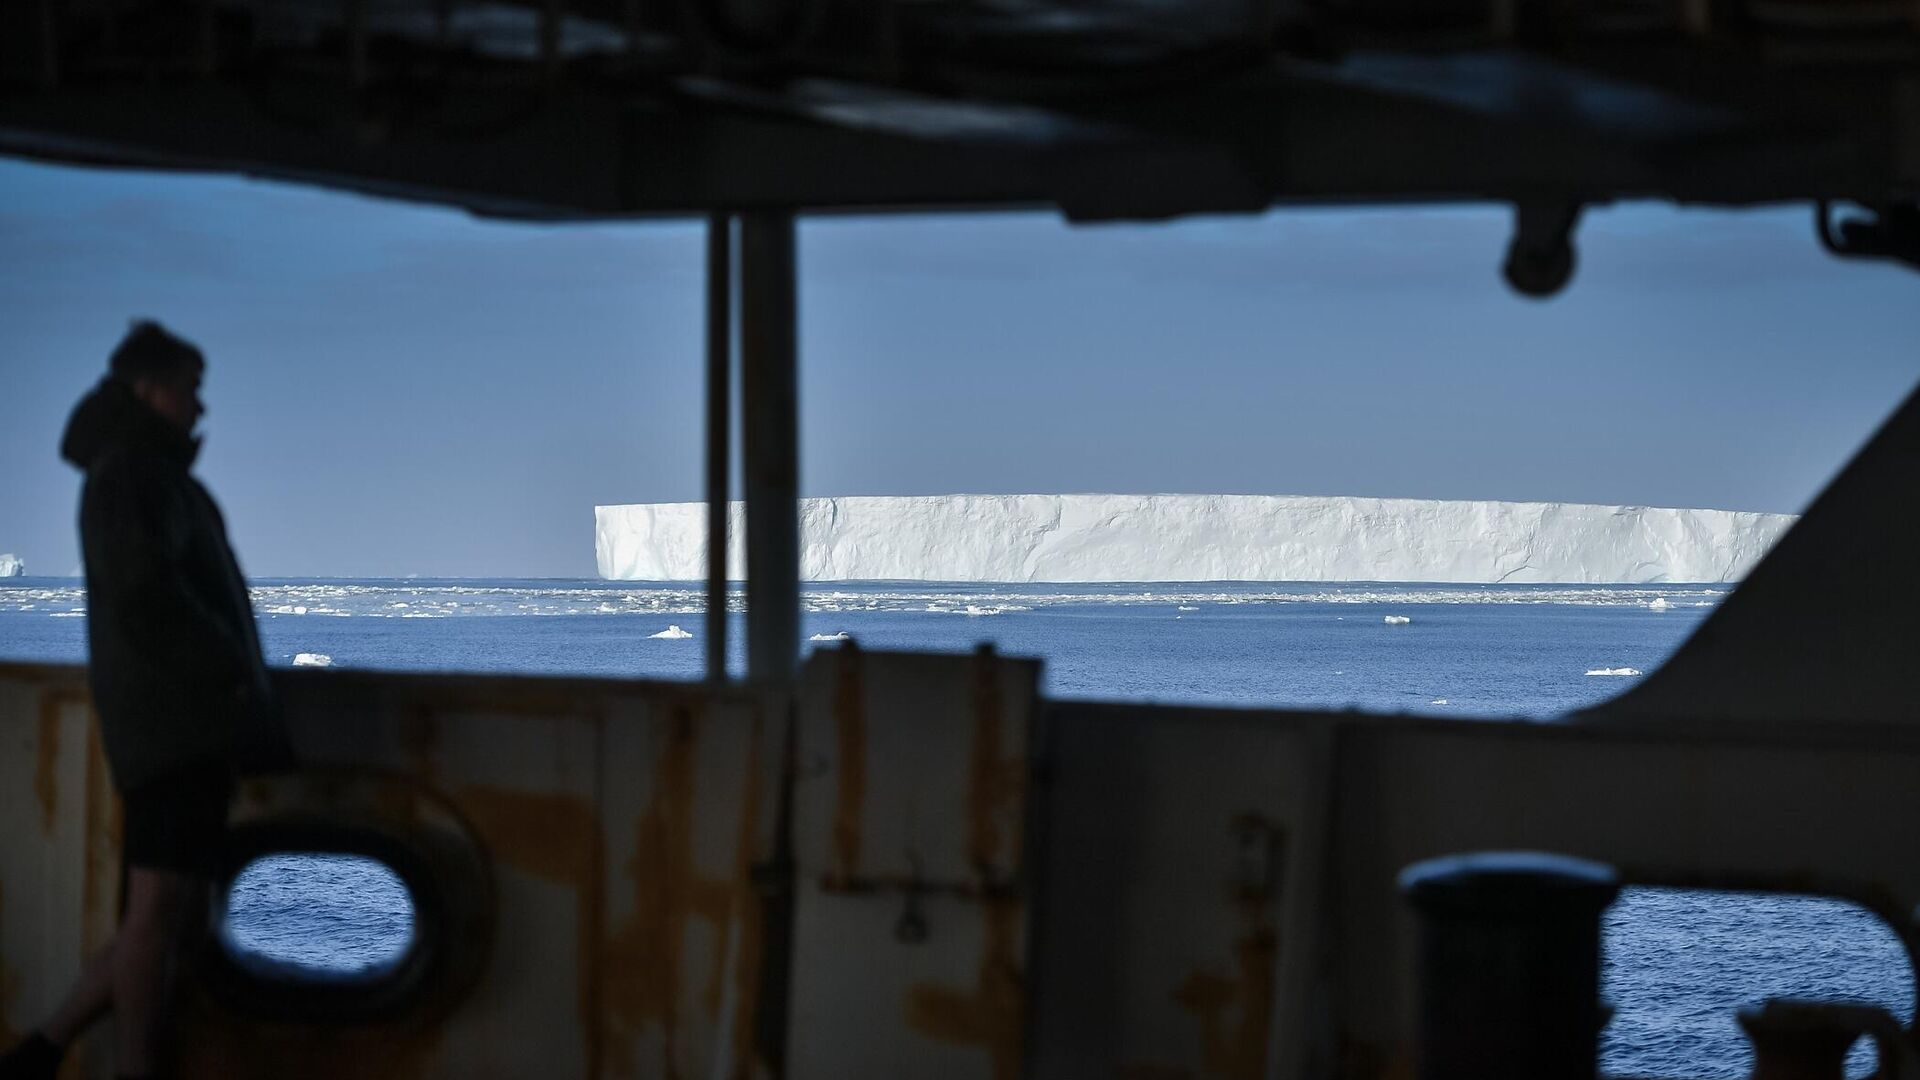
60,377,280,793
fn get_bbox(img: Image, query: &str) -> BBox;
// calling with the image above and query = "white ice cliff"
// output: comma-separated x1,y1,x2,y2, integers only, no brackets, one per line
594,494,1796,584
0,554,24,578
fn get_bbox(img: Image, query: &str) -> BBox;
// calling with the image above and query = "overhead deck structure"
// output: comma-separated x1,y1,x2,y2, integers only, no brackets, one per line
3,2,1920,1078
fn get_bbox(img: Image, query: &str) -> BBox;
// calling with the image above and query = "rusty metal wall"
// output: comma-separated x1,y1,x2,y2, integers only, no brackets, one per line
1323,714,1920,1076
0,661,784,1080
1028,703,1332,1080
786,646,1041,1080
6,653,1918,1079
0,665,117,1070
1031,702,1920,1079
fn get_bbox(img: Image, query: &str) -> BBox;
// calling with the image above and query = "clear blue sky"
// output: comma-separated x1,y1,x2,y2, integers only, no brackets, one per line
1,157,1914,577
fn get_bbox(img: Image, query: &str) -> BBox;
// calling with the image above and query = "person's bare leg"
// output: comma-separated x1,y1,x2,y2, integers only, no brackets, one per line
0,942,114,1079
36,942,117,1048
113,868,206,1078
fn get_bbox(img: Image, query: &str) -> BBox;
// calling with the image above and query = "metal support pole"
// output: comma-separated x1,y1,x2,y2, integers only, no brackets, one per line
705,213,732,683
740,211,800,683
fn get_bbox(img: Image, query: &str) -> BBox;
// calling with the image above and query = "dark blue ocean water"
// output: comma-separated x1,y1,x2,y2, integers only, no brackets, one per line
2,578,1910,1077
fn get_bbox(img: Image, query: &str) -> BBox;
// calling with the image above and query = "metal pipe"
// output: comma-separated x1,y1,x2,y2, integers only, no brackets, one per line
740,211,800,683
705,213,733,683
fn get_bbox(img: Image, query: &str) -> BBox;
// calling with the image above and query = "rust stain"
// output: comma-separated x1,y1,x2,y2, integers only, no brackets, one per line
35,695,62,834
33,688,89,837
0,881,18,1046
454,782,603,1078
455,784,599,884
601,708,697,1077
723,714,769,1080
1336,1038,1418,1080
1171,929,1277,1080
831,645,866,883
177,982,451,1080
598,705,773,1080
401,704,439,782
904,896,1026,1080
601,706,750,1080
1169,817,1283,1080
967,647,1022,875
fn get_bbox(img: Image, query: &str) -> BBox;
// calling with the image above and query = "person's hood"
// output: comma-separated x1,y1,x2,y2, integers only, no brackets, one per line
59,377,200,472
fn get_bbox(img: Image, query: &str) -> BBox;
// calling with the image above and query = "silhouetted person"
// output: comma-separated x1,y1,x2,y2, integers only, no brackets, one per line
1,321,283,1080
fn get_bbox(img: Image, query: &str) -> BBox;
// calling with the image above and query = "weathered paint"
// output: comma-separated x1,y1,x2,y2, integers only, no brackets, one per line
602,708,707,1076
181,994,455,1080
597,702,773,1080
456,782,604,1072
1171,929,1276,1080
1335,1038,1418,1080
904,897,1026,1080
1168,814,1282,1080
35,697,60,835
830,647,865,886
719,713,770,1080
12,646,1920,1080
402,705,441,783
32,689,91,838
0,881,17,1045
966,649,1015,877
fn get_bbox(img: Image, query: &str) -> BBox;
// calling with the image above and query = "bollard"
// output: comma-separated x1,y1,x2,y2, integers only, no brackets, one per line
1400,851,1620,1080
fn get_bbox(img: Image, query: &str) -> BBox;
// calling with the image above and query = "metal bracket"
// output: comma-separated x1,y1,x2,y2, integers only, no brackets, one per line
1816,200,1920,271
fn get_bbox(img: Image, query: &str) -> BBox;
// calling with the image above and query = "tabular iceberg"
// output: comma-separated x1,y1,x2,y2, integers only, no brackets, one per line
594,494,1796,584
0,554,24,578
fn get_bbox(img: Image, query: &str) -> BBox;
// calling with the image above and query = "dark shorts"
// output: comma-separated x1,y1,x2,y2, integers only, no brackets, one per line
122,763,234,878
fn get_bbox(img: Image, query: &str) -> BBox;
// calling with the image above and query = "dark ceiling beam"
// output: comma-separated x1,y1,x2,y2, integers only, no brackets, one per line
0,44,1900,220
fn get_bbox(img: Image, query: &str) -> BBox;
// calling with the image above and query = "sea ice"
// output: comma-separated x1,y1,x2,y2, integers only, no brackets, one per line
649,625,694,639
0,554,24,577
1648,598,1672,612
292,653,333,667
809,631,851,642
1585,667,1643,677
1384,615,1412,625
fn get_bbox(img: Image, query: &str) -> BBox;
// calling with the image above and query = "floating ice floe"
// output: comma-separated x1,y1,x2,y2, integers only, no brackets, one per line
1384,615,1412,625
649,625,694,639
1430,698,1450,705
1585,667,1643,677
1648,598,1672,612
1177,605,1199,612
809,631,851,642
0,554,25,577
292,653,333,667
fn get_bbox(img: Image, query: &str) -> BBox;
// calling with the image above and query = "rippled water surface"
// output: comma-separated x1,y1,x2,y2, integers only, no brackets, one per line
3,577,1910,1076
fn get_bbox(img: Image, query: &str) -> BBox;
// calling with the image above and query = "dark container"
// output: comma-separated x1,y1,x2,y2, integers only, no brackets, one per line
1400,851,1621,1080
